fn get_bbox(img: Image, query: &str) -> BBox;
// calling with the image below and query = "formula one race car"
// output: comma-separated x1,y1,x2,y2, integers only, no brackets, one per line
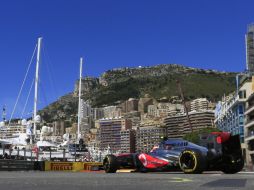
103,132,244,174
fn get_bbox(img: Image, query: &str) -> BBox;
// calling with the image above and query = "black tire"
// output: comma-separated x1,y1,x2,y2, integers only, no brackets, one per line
221,156,244,174
103,154,119,173
179,149,206,174
137,165,148,173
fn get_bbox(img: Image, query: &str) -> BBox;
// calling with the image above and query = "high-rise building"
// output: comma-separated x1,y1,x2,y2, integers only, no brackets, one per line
120,129,136,153
80,100,93,139
164,114,186,138
215,80,253,143
136,126,166,153
246,24,254,73
184,110,215,133
244,91,254,170
244,76,254,170
97,118,132,151
165,110,214,138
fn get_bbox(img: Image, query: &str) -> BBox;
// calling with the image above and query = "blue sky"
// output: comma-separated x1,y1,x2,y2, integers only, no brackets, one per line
0,0,253,119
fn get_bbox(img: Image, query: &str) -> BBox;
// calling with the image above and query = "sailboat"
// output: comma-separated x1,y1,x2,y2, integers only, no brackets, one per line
0,37,43,148
61,57,90,157
0,40,90,160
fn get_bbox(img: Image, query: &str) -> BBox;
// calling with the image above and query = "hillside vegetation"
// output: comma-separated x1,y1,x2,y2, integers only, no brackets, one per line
39,64,237,122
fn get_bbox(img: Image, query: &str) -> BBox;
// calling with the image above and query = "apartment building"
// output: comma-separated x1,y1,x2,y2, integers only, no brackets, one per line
190,98,209,112
184,110,215,134
103,106,122,119
120,129,136,153
246,24,254,73
164,114,185,138
97,118,132,151
215,78,253,142
165,110,214,138
79,100,93,139
147,103,184,118
136,125,166,153
244,82,254,169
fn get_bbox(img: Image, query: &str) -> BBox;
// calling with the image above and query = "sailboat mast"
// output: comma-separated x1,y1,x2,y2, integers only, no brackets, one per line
33,37,42,136
77,57,83,141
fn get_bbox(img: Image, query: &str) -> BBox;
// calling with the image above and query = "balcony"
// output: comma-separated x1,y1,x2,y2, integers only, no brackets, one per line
245,104,254,115
245,119,254,128
247,92,254,102
225,95,244,112
245,131,254,141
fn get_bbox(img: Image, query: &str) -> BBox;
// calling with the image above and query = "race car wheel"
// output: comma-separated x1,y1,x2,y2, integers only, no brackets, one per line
221,155,244,174
137,165,148,173
179,149,206,174
103,155,119,173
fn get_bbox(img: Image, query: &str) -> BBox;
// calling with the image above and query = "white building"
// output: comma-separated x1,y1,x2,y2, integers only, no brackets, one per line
103,106,122,119
190,98,209,112
147,103,184,118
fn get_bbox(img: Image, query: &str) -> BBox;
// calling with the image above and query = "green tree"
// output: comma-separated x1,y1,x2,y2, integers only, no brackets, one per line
183,127,221,144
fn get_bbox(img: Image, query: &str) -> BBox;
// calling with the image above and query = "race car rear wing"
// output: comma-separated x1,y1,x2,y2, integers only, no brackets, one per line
198,132,242,160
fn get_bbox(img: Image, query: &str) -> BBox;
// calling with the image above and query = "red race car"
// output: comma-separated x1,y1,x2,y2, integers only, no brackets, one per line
103,132,244,174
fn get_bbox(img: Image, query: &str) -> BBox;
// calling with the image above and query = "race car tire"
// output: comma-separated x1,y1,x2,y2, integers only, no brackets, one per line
221,156,244,174
137,165,148,173
179,149,206,174
103,154,119,173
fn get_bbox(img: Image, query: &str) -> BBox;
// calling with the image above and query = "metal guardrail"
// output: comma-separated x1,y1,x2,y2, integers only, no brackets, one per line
44,161,103,171
0,146,104,171
0,160,102,172
0,147,98,162
0,160,35,171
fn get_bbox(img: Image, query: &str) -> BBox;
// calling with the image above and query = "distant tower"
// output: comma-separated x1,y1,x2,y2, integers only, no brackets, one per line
246,24,254,73
2,105,6,122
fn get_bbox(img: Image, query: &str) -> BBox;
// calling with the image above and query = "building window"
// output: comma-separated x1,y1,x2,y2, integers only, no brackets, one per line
238,105,244,114
240,126,244,135
239,116,244,125
239,90,246,99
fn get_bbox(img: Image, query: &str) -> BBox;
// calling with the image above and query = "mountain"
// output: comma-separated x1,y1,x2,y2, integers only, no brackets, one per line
39,64,237,123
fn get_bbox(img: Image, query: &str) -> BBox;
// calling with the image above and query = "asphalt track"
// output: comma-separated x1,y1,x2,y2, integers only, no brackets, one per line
0,171,253,190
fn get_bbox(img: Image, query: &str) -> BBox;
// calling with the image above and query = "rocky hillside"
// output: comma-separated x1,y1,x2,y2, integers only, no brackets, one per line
39,64,237,122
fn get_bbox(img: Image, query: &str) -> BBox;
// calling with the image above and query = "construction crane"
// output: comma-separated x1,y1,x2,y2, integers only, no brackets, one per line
176,80,193,132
